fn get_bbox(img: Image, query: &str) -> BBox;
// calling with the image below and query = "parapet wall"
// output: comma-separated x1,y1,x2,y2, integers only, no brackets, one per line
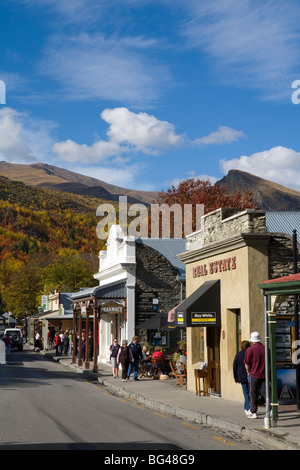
187,208,266,250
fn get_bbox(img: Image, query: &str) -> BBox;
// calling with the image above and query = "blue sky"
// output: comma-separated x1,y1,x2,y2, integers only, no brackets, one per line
1,0,300,192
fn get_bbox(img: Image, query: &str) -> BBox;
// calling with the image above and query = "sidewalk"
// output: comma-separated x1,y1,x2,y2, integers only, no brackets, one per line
39,347,300,450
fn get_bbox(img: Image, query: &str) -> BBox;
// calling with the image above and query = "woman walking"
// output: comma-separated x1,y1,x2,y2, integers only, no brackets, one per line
109,338,121,378
117,340,130,381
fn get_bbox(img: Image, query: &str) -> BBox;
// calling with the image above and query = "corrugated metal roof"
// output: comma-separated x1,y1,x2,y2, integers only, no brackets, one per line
59,293,75,314
266,212,300,237
96,281,127,298
136,238,186,278
72,281,127,300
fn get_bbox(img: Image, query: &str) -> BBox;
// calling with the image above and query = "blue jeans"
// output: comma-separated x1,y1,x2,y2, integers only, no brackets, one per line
241,382,250,411
127,359,139,379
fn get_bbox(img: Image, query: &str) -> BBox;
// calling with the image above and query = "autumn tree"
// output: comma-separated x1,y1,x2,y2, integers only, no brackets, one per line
155,178,256,237
2,257,45,319
42,248,98,293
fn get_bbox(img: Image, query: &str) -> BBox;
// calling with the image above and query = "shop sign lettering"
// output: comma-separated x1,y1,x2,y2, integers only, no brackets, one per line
193,256,236,278
100,299,125,315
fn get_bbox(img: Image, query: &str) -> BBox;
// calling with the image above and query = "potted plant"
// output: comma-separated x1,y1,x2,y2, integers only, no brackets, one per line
172,351,181,362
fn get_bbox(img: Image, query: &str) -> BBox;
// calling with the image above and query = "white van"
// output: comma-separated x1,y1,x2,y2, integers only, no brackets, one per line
3,328,23,351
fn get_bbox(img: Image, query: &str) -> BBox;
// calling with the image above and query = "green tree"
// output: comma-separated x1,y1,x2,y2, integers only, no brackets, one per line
42,249,98,292
2,260,44,319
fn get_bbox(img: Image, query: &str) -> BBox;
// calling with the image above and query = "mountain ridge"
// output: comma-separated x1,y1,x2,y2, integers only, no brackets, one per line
217,170,300,211
0,161,158,205
0,161,300,211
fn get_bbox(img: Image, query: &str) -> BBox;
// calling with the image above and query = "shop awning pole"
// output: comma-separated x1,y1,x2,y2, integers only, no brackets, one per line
268,307,278,426
264,295,271,429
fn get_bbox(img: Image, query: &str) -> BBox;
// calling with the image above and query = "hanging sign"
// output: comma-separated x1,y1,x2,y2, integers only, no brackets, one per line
100,299,125,315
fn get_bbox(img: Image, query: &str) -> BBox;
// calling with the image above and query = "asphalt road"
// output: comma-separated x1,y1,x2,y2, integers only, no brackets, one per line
0,349,263,454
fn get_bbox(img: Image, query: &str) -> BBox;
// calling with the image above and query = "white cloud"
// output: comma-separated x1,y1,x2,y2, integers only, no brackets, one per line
71,164,141,189
0,107,55,162
53,107,184,162
39,33,171,106
193,126,245,146
180,0,300,100
220,146,300,191
52,139,124,164
102,107,183,152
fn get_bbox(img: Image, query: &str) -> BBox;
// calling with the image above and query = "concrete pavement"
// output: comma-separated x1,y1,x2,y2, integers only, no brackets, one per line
37,347,300,450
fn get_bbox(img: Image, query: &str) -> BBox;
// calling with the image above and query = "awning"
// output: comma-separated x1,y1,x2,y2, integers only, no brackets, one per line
168,301,184,323
174,280,220,327
136,312,168,330
39,314,74,321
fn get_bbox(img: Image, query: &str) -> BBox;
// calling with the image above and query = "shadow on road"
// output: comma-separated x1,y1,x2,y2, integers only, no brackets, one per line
0,349,80,389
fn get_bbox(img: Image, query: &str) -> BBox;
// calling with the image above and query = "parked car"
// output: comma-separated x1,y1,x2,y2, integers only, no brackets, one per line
3,328,23,351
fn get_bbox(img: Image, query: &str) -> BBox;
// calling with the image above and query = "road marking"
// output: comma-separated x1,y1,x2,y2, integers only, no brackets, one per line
182,422,199,430
213,435,235,446
154,413,168,419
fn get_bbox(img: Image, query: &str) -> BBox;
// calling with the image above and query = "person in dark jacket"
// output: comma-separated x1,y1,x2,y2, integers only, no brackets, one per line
117,340,131,381
127,336,142,381
233,340,251,416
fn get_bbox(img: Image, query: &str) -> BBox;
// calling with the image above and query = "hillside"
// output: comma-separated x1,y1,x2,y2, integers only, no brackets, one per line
0,161,158,205
217,170,300,211
0,174,110,263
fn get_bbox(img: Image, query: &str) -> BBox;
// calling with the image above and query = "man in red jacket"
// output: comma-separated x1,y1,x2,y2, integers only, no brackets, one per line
244,331,265,419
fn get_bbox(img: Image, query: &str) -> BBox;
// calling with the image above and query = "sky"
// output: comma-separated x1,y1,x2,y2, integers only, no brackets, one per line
1,0,300,193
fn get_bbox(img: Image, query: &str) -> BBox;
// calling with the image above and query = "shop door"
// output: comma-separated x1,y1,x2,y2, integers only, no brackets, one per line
207,327,221,394
112,314,120,343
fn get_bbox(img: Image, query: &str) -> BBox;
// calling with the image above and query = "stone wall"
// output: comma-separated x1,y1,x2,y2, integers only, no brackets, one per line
135,243,185,353
187,208,266,250
268,235,300,279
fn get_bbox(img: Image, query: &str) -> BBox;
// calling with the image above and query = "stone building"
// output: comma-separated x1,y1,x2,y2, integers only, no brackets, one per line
72,225,186,366
175,208,300,402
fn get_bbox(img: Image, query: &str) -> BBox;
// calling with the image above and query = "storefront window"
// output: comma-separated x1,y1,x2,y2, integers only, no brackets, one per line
271,295,299,364
149,330,168,348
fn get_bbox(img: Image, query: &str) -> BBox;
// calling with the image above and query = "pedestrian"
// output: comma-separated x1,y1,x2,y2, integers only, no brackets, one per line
34,331,41,351
244,331,266,419
63,331,69,355
88,331,93,361
49,329,55,349
68,330,73,356
109,338,121,378
82,334,86,361
59,331,64,356
117,340,131,381
233,340,251,416
3,333,11,356
127,336,142,381
54,332,61,356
